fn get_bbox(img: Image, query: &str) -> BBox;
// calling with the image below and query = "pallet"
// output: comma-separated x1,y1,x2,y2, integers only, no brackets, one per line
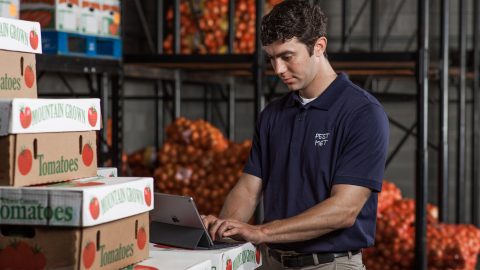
42,31,122,60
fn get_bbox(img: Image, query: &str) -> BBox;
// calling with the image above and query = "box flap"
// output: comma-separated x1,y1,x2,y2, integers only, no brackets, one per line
0,98,101,135
0,17,42,53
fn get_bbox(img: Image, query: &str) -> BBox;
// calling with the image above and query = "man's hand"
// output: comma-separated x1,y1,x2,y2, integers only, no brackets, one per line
220,219,267,244
201,214,267,244
201,214,221,239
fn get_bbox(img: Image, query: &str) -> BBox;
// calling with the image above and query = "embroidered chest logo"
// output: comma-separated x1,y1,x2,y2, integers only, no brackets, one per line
314,132,330,147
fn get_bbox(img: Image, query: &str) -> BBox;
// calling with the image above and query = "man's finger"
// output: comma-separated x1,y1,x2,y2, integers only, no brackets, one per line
216,220,232,239
209,219,225,241
223,227,240,237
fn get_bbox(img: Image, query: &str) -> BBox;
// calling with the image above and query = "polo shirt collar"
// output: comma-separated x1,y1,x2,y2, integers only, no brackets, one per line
285,72,348,110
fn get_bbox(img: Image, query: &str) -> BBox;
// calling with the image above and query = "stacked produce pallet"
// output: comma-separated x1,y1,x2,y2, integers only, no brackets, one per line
163,0,282,54
0,17,152,269
20,0,121,59
365,181,480,270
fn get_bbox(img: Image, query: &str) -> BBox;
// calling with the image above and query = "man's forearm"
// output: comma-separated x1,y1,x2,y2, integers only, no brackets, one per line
219,174,262,222
258,196,354,243
219,184,258,222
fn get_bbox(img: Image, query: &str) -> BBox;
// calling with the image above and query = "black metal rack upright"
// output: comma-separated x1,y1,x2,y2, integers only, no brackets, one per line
117,1,480,269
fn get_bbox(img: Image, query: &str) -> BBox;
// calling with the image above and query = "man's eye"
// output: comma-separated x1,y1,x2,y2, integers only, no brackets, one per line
283,55,292,61
265,56,272,62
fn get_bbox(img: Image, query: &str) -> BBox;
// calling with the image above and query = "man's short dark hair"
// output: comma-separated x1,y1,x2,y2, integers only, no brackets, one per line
260,0,328,56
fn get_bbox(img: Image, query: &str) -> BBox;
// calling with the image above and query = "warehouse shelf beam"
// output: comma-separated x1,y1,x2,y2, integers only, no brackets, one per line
457,0,467,224
228,0,235,54
415,0,429,269
341,0,350,52
370,0,378,51
439,0,450,223
134,0,156,53
473,0,480,227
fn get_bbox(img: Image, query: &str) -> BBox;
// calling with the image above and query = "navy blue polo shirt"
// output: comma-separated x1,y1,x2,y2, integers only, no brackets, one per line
244,73,389,253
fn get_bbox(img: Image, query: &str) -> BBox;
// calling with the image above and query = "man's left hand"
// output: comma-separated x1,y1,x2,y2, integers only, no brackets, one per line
217,219,267,244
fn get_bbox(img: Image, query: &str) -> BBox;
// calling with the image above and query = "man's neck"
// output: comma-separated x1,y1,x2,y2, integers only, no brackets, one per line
299,63,337,99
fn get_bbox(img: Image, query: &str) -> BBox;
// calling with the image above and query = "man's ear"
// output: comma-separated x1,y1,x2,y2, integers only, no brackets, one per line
314,37,327,57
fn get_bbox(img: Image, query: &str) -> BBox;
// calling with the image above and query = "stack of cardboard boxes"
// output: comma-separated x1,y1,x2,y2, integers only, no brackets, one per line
0,17,151,269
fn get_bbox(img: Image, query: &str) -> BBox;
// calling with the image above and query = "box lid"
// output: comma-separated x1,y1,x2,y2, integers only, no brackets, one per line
0,98,101,135
0,17,42,53
148,242,262,270
0,176,154,227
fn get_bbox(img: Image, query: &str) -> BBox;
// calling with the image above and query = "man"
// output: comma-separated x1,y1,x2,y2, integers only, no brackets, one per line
202,1,389,269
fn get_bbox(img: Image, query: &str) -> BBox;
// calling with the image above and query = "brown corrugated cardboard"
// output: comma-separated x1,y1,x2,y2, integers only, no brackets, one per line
0,212,149,269
0,50,37,98
0,131,97,186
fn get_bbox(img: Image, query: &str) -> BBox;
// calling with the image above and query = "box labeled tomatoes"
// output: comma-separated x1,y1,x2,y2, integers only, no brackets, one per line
20,0,81,33
0,131,97,186
0,212,149,270
0,50,37,98
148,242,262,270
0,98,101,136
0,176,153,226
0,16,42,53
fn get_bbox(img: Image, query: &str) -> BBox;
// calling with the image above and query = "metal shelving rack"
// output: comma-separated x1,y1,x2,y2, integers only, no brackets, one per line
104,0,480,269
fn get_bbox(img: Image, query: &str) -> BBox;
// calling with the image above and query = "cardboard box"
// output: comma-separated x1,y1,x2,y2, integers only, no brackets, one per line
128,252,212,270
0,131,97,186
20,0,80,33
149,242,262,270
80,0,100,35
0,176,154,226
99,0,120,37
0,50,37,98
0,16,42,53
0,98,101,135
97,167,117,177
0,212,150,270
0,0,19,19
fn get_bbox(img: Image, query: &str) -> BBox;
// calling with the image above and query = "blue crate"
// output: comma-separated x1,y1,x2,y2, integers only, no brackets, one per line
42,31,122,60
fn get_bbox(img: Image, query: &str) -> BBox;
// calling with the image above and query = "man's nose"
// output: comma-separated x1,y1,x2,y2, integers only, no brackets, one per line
272,59,287,75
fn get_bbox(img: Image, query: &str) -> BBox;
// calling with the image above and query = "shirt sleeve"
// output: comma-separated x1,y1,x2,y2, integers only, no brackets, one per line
333,103,389,192
243,111,265,179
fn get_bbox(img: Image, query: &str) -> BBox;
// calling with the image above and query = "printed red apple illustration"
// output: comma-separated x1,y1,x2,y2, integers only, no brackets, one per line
144,186,152,206
82,143,94,166
18,148,33,175
226,258,232,270
29,29,39,50
24,65,35,88
89,197,100,220
82,242,96,269
256,248,261,264
137,227,147,250
88,106,97,127
20,106,32,129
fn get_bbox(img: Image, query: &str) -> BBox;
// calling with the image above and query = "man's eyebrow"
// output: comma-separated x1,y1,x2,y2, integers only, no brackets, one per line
265,50,295,59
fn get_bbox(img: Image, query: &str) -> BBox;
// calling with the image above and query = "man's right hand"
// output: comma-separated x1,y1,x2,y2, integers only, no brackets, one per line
201,214,224,241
